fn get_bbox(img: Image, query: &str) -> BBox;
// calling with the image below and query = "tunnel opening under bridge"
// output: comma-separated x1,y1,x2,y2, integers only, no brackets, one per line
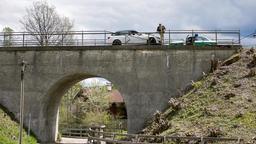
44,73,127,142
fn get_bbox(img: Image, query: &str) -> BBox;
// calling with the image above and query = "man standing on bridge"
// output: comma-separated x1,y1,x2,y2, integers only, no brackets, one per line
157,23,166,45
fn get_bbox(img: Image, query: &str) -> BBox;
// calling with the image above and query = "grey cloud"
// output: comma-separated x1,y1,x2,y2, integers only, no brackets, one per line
0,0,255,44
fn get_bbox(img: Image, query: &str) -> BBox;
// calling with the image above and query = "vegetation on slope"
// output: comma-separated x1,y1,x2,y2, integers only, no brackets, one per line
0,108,37,144
59,83,113,127
143,48,256,143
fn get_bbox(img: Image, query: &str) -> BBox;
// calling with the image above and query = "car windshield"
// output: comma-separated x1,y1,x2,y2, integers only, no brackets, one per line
112,30,139,36
195,36,209,41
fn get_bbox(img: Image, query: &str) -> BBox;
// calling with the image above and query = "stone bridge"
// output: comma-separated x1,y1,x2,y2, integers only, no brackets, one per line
0,45,239,143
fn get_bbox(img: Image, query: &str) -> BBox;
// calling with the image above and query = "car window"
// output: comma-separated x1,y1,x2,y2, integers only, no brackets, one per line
195,37,200,41
131,31,138,35
112,32,123,36
112,30,138,36
112,32,119,36
196,36,208,41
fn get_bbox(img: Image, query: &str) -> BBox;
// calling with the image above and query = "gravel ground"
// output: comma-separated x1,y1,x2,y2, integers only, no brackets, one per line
59,137,88,144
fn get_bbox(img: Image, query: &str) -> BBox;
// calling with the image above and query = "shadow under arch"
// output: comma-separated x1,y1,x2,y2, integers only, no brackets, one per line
43,73,126,141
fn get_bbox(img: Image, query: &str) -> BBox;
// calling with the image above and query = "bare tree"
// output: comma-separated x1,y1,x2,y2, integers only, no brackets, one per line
20,1,73,46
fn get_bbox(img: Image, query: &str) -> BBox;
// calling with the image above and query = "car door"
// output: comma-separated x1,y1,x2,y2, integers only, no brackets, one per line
128,31,147,44
123,34,130,44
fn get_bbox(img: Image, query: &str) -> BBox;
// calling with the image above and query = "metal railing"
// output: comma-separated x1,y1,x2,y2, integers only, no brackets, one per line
88,129,243,144
60,127,244,144
0,30,240,47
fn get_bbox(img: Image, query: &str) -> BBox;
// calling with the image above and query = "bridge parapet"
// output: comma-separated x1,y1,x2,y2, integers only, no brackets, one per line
0,30,240,47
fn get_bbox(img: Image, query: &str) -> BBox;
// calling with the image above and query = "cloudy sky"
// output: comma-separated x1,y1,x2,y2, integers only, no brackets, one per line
81,77,110,87
0,0,256,44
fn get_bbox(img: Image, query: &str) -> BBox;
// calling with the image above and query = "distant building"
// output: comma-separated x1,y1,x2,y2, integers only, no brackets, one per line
73,86,127,119
108,89,127,119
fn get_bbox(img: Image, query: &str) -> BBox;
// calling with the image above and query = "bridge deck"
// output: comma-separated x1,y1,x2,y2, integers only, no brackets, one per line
0,45,241,51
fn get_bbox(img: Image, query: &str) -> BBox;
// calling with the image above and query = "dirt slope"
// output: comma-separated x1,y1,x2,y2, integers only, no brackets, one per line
143,48,256,143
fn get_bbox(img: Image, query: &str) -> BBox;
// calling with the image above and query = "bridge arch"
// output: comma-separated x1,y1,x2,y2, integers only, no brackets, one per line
43,73,127,141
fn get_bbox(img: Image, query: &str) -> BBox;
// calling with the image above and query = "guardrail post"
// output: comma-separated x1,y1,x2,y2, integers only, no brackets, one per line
238,30,241,44
215,30,218,45
168,29,171,45
61,34,64,46
135,135,139,143
200,137,204,144
100,125,105,139
147,33,150,46
80,128,82,137
82,31,84,46
22,33,25,47
237,137,241,144
125,35,127,45
104,30,106,45
163,136,166,143
112,133,116,140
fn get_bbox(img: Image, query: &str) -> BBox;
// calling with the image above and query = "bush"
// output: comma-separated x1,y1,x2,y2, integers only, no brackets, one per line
82,111,112,126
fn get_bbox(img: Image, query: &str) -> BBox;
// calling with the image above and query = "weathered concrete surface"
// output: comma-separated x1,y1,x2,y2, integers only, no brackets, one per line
0,45,239,143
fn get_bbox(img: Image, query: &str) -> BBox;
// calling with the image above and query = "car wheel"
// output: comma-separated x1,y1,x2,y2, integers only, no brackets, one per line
148,37,156,45
112,39,122,45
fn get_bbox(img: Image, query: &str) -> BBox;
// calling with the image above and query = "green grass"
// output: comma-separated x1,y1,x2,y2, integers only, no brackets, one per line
0,108,37,144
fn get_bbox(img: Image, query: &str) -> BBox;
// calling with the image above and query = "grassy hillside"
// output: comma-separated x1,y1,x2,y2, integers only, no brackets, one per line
143,49,256,143
0,108,37,144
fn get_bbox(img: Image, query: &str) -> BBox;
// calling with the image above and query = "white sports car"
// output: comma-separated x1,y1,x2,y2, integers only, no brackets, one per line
107,30,161,45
